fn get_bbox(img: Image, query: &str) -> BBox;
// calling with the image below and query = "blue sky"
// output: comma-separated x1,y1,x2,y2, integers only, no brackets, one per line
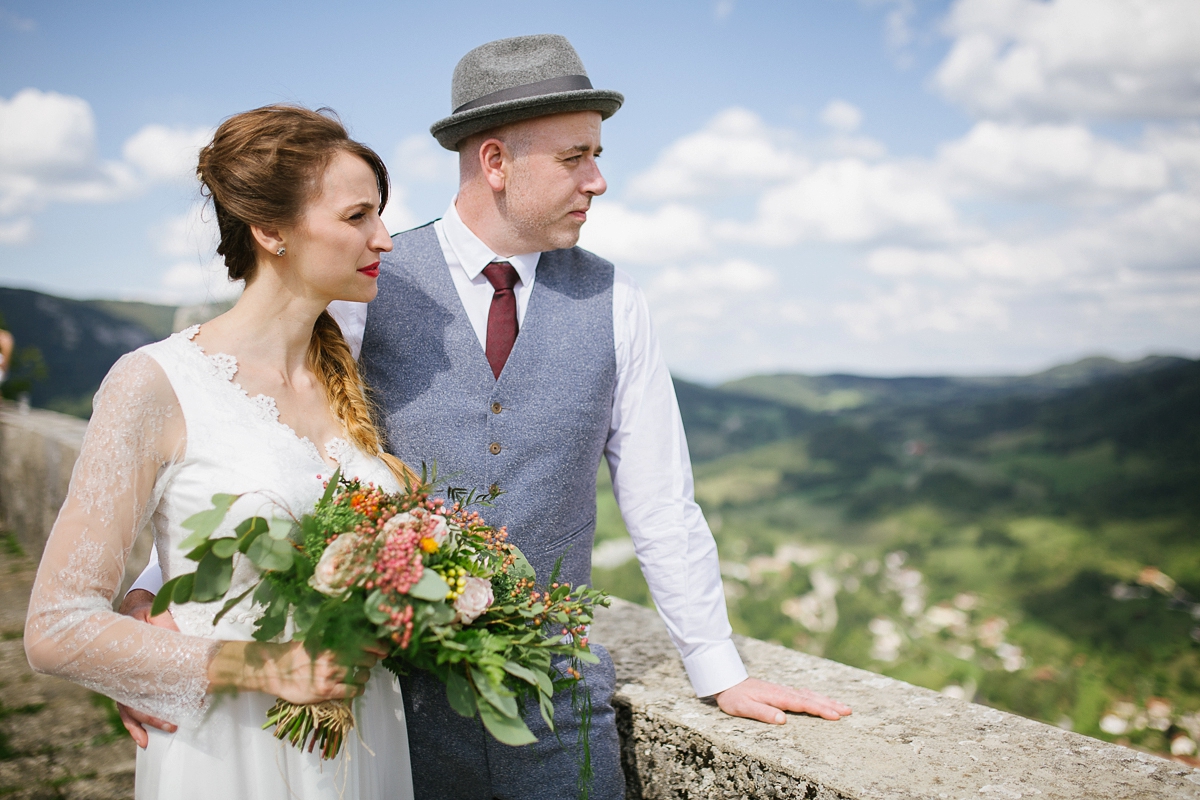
2,0,1199,380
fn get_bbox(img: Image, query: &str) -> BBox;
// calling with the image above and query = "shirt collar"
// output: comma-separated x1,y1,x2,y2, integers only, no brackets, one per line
442,199,540,285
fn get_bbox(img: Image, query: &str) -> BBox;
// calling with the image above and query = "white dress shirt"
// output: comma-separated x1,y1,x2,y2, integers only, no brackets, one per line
135,200,748,698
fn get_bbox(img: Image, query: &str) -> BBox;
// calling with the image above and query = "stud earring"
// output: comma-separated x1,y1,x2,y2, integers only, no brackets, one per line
276,247,286,256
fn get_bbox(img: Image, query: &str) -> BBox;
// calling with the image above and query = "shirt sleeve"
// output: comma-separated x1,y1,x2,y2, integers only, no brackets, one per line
327,300,369,361
605,270,748,697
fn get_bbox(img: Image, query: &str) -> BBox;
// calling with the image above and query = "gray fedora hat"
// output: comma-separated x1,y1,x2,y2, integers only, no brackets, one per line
430,34,624,151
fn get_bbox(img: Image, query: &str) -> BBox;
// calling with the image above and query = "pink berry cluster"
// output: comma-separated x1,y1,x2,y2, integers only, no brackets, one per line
372,524,424,595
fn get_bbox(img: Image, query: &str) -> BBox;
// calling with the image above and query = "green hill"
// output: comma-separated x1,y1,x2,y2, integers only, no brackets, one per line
595,356,1200,759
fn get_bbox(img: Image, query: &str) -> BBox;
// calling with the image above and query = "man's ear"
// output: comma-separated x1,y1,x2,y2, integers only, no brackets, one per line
478,138,508,193
250,225,286,257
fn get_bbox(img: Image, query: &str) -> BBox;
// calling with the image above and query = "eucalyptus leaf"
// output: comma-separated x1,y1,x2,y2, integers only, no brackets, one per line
211,538,239,558
267,517,295,541
408,569,450,602
470,667,519,719
363,590,390,625
179,494,238,551
445,670,477,718
235,517,270,553
478,700,537,746
162,572,195,611
575,649,600,665
246,535,294,571
191,550,233,602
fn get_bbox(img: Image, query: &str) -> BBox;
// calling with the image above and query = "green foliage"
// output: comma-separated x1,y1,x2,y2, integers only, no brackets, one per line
607,356,1200,759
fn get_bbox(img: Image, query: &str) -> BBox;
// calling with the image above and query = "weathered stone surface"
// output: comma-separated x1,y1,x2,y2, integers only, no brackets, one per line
0,407,153,599
0,407,86,559
594,599,1200,800
0,533,135,798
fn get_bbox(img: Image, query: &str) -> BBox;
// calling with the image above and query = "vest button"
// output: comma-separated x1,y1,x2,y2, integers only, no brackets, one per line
489,442,501,455
489,483,500,495
491,402,502,414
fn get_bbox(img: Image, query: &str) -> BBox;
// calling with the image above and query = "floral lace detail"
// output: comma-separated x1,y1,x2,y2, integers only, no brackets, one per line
325,437,353,465
180,325,328,465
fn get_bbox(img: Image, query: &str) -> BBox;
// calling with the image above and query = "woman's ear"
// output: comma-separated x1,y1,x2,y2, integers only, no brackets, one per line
250,224,286,257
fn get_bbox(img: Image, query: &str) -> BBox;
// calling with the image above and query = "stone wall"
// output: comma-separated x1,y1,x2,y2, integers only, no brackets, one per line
3,406,1199,798
0,404,153,598
593,599,1200,799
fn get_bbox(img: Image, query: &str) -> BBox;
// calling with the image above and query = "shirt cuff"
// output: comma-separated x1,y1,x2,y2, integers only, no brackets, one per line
128,560,164,596
681,639,748,698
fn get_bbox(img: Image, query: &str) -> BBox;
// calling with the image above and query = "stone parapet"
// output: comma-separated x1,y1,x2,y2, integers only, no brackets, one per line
0,405,87,557
0,406,152,597
593,598,1200,800
3,407,1199,798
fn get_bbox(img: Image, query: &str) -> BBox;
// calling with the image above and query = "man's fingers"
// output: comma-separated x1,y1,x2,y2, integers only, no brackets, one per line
769,688,852,720
117,703,177,747
721,695,787,724
119,706,148,749
147,609,180,632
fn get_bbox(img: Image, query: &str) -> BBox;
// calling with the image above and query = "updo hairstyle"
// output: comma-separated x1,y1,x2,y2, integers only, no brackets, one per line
196,104,412,483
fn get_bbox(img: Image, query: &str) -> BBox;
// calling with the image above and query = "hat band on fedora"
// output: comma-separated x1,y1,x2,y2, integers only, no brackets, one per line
453,74,595,114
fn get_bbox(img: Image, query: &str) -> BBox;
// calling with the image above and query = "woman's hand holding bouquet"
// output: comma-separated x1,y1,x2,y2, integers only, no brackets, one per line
155,468,609,760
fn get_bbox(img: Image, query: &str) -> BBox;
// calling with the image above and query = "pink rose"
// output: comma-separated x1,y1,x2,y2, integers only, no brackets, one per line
308,532,362,596
453,577,494,625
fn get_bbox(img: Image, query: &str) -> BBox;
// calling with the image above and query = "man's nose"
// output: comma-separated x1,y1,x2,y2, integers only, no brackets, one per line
582,159,607,197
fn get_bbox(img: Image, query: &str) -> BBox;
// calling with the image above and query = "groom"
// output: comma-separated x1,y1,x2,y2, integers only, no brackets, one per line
122,34,849,799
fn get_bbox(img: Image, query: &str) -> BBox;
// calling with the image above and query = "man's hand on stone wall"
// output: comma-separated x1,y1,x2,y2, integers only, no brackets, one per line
116,589,180,747
715,677,851,724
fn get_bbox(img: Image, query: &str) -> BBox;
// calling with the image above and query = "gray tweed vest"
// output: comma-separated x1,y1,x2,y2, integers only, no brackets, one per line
360,223,616,588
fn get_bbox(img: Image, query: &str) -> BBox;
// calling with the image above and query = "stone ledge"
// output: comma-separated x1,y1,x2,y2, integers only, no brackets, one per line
593,599,1200,800
0,406,87,556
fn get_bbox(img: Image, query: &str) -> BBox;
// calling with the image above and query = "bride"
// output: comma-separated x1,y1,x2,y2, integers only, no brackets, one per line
24,105,414,799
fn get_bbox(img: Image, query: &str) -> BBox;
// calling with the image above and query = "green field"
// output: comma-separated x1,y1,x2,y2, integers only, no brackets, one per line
591,358,1200,760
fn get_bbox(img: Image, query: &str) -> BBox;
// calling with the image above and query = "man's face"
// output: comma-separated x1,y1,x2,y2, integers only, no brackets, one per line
501,111,606,252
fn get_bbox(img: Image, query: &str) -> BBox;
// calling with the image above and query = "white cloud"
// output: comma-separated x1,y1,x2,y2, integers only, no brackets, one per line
0,216,32,244
152,202,239,303
0,88,213,242
713,0,735,21
578,201,713,265
122,124,211,183
381,183,420,234
938,121,1169,200
390,134,457,184
0,9,35,32
627,108,805,201
835,283,1010,340
726,158,963,246
935,0,1200,120
820,100,864,133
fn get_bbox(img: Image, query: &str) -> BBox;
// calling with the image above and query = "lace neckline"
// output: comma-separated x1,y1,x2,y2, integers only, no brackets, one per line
178,325,350,469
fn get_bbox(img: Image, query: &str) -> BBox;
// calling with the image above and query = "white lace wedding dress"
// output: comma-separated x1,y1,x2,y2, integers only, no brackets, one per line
25,326,413,800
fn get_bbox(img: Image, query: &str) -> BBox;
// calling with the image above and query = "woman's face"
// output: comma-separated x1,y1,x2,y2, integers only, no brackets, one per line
284,150,393,304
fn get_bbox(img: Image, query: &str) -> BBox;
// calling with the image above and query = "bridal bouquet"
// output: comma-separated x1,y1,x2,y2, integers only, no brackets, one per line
152,469,609,760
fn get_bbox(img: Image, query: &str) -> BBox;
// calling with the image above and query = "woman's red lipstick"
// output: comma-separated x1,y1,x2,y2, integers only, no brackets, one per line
358,261,380,278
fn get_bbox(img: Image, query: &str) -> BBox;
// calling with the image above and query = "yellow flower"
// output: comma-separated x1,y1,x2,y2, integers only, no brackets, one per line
419,536,440,554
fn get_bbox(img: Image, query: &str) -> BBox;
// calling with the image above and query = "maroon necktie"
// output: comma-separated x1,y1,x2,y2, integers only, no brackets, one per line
482,261,520,379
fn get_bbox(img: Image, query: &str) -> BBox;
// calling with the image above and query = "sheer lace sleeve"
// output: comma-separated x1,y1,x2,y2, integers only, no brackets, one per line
24,351,220,725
